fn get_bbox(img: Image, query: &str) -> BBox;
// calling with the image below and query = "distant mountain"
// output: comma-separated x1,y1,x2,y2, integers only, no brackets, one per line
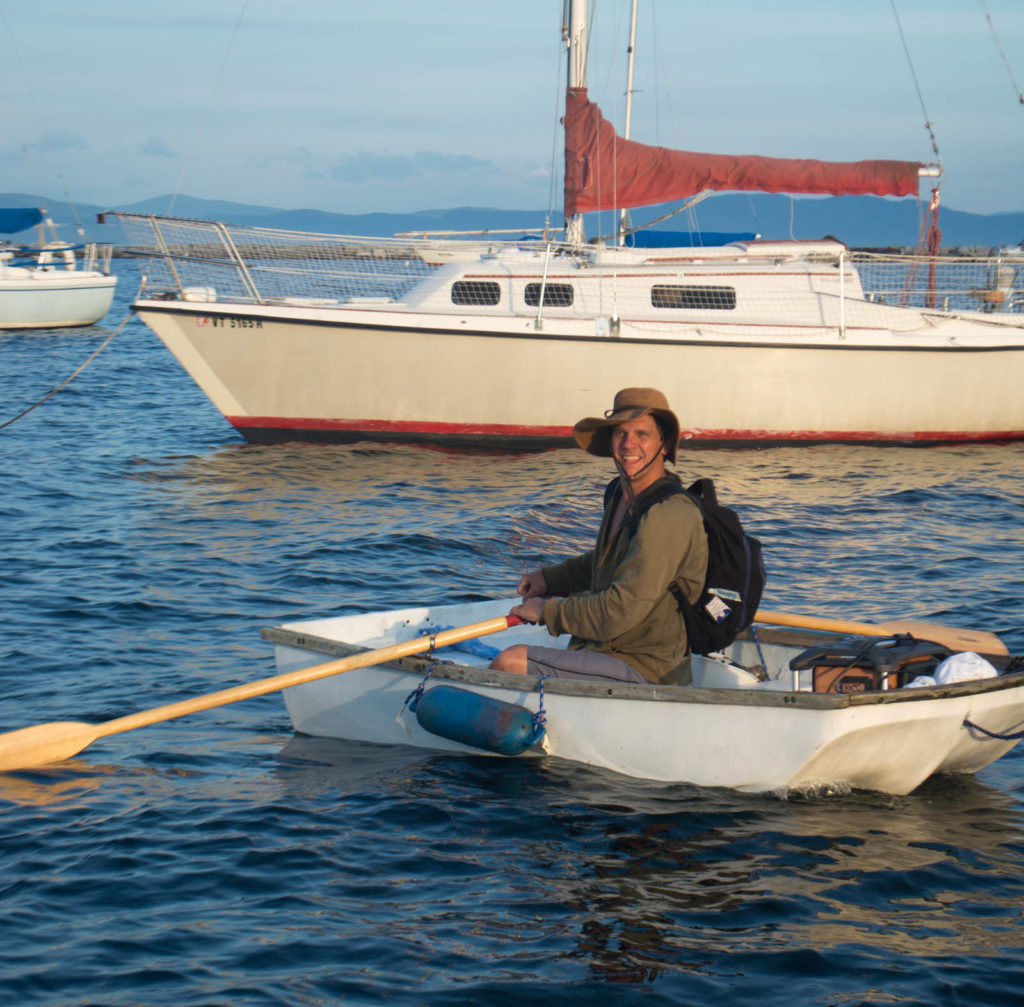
667,194,1024,250
111,196,559,242
2,191,1023,249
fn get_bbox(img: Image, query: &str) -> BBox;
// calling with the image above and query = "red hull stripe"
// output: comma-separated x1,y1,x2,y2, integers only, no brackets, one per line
227,416,1024,444
230,416,574,437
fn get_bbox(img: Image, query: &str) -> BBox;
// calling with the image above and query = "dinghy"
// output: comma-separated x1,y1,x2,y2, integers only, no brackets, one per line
262,598,1024,796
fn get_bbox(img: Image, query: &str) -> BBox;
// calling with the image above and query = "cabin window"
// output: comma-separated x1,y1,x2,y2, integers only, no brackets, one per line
651,285,737,310
451,281,501,306
524,282,574,308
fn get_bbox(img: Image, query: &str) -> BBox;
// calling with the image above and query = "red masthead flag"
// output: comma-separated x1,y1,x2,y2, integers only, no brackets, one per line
563,87,922,216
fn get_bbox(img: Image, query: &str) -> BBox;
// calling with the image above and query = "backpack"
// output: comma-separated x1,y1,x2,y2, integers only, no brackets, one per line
604,475,767,655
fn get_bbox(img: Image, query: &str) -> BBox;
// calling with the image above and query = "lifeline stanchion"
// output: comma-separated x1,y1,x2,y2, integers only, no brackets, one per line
0,310,135,431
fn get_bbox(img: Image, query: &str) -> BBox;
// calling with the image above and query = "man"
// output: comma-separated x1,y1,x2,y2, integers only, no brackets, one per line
490,388,708,685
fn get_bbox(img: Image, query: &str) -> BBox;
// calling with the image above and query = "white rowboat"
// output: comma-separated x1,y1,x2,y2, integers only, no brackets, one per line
263,598,1024,796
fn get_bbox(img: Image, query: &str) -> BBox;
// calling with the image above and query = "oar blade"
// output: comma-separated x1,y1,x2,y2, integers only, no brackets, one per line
0,721,98,773
876,621,1008,656
755,608,1008,657
0,614,523,773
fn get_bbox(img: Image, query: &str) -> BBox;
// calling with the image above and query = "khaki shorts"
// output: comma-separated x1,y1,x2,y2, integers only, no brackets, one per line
524,646,647,683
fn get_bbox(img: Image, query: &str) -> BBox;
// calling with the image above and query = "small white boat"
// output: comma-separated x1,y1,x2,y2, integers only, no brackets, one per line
263,598,1024,796
0,208,117,329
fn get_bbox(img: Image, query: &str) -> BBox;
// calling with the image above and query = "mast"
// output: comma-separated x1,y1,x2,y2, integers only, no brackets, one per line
618,0,639,246
565,0,588,246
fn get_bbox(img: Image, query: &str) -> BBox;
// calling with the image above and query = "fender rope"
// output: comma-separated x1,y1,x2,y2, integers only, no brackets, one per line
0,310,135,431
530,673,550,739
751,625,768,675
401,660,442,714
962,719,1024,742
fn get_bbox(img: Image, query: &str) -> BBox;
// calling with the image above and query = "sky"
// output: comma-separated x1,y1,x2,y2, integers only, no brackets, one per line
1,0,1022,218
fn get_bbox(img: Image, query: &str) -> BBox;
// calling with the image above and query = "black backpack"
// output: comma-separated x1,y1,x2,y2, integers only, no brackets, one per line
605,476,767,655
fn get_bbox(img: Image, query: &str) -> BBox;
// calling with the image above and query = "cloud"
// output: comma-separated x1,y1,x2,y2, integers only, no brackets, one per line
139,137,176,158
411,151,495,173
329,150,496,184
29,131,88,153
330,153,417,184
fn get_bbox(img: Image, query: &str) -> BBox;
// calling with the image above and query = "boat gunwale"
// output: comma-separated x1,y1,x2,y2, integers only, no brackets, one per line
261,624,1024,710
131,298,1024,353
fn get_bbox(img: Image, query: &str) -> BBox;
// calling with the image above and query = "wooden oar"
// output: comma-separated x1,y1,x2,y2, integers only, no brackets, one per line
0,615,521,774
754,608,1008,656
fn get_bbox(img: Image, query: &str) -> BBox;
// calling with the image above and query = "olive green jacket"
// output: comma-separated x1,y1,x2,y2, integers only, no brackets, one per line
540,476,709,684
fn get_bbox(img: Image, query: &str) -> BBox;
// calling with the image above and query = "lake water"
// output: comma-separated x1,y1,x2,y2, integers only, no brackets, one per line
2,259,1023,1005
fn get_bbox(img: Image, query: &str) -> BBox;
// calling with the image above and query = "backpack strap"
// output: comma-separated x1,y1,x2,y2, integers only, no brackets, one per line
602,477,619,510
686,477,718,508
604,475,685,538
604,474,703,654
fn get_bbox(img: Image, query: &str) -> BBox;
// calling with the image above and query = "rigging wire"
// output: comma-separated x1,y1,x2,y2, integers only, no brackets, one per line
0,313,135,432
168,0,251,214
978,0,1024,107
548,3,571,232
889,0,942,169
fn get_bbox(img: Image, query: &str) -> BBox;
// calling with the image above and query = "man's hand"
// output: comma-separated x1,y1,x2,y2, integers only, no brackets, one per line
510,597,545,624
518,569,548,600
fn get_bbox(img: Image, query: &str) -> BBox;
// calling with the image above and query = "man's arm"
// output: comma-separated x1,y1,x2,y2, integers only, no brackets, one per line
542,499,704,641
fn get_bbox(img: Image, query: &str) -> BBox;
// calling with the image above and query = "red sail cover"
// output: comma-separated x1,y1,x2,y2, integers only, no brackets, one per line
564,87,921,215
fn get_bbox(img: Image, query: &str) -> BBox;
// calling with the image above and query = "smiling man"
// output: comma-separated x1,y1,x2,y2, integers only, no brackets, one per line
490,388,709,685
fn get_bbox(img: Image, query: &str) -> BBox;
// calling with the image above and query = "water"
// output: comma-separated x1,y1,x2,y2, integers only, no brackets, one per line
2,259,1024,1005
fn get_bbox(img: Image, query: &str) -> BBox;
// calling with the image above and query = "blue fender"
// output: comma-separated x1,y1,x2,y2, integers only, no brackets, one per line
413,685,545,756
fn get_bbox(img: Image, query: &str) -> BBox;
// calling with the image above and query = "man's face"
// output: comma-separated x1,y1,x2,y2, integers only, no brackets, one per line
611,414,665,483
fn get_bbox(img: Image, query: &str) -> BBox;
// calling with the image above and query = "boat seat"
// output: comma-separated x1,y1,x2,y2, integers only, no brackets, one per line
691,654,764,689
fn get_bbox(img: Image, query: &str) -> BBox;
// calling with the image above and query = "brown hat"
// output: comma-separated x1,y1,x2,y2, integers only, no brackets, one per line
573,387,680,464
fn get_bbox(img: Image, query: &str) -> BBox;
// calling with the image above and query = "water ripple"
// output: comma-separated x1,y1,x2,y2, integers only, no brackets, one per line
0,262,1023,1003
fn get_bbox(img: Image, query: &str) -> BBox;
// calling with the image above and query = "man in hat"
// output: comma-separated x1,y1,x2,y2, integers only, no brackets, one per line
490,388,708,685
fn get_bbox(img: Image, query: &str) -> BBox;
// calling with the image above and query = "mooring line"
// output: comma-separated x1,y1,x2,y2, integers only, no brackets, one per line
0,310,135,431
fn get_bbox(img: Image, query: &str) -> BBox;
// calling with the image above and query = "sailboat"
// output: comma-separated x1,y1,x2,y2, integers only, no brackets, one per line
0,208,117,329
108,0,1024,447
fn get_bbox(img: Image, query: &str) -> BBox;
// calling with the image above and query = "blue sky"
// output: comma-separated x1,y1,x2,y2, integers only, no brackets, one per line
1,1,1022,217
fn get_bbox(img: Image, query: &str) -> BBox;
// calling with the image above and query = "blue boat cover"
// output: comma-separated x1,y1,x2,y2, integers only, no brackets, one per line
627,230,758,248
0,208,44,234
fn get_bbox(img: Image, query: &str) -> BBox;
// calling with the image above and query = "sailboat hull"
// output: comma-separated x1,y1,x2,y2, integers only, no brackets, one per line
135,297,1024,447
0,273,117,329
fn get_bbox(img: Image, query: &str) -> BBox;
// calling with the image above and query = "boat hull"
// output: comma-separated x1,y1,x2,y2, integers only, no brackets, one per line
136,301,1024,447
264,600,1024,795
0,273,117,329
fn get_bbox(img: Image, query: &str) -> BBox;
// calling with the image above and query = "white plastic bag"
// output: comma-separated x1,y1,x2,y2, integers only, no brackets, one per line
906,651,998,689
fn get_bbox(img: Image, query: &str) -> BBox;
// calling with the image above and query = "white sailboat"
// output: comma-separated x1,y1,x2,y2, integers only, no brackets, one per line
108,0,1024,447
0,208,117,330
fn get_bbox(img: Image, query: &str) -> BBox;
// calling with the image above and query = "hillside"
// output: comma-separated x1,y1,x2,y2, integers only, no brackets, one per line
3,191,1023,250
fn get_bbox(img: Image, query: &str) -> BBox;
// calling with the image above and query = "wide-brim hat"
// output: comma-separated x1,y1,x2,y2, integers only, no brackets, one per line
573,387,680,464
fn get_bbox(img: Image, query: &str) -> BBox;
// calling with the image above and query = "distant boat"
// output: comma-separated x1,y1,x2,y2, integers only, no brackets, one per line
109,0,1024,446
0,208,117,330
